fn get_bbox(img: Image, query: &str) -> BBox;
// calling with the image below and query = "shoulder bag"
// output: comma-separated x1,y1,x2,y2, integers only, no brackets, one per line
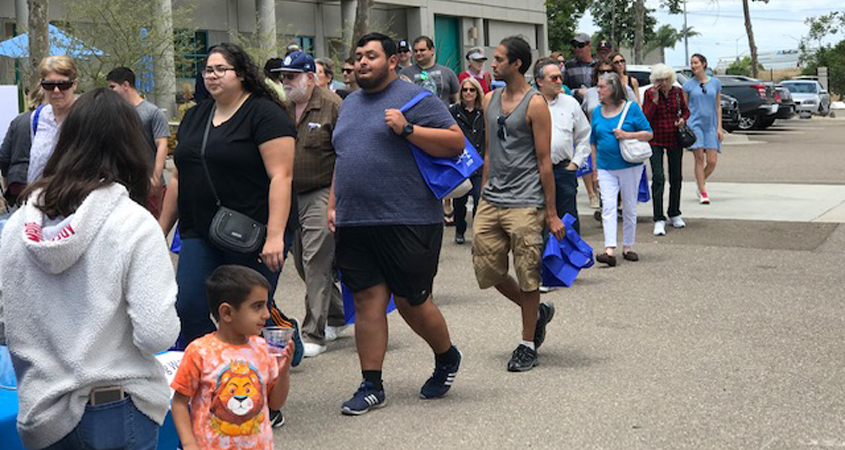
616,102,652,163
200,105,267,254
675,88,697,148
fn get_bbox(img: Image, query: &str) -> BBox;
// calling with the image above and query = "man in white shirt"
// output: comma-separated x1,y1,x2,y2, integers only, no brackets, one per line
534,58,591,234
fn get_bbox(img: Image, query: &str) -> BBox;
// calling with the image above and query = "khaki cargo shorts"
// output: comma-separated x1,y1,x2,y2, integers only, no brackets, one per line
471,198,545,292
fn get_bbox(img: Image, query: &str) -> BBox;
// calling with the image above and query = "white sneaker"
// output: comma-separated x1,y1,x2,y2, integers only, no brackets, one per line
669,215,686,228
539,286,556,293
653,220,666,236
303,342,326,358
325,325,349,342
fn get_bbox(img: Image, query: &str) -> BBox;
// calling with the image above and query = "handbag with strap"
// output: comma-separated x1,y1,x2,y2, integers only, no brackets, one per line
675,88,697,148
399,91,484,199
199,105,267,254
616,101,653,163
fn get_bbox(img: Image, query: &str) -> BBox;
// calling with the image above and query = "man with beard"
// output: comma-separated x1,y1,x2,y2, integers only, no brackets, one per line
473,36,563,372
329,32,465,415
274,51,347,358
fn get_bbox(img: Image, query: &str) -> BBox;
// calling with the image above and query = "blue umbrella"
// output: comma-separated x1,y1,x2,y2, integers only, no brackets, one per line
0,24,102,59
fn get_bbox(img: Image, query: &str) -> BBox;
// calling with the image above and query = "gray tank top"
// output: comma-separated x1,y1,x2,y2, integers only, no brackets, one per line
482,88,545,208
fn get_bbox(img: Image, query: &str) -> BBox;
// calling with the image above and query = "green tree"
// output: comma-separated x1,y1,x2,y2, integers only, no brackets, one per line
646,24,699,54
802,11,845,95
726,56,764,77
591,0,657,51
546,0,592,54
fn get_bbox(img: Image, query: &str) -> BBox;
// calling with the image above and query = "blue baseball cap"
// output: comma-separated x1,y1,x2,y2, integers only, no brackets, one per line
272,50,316,73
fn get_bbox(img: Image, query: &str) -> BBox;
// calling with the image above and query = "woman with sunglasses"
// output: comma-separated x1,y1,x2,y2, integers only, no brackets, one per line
611,53,641,106
448,77,486,244
580,61,619,209
590,72,653,266
26,56,78,183
682,53,722,204
159,43,296,350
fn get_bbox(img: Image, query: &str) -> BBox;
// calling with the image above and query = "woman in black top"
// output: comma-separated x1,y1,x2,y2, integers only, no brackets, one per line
448,77,485,244
160,43,296,347
611,53,641,106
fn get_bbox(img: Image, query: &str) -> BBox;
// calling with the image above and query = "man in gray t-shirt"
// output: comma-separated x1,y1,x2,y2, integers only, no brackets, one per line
107,67,171,217
399,36,460,106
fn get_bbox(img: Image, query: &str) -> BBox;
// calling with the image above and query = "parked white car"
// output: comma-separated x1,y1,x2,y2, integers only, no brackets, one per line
780,80,831,116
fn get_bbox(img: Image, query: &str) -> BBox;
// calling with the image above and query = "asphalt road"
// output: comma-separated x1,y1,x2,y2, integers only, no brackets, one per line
270,116,845,450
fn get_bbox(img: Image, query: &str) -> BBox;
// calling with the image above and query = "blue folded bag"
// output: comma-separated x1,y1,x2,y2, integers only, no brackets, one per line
341,282,396,325
638,165,650,203
399,91,484,199
541,213,594,288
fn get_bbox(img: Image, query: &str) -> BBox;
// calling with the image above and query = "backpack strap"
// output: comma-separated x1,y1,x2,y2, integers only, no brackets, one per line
399,90,433,114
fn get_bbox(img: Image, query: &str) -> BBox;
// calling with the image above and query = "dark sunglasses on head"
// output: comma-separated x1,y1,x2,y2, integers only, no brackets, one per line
497,115,508,140
462,87,477,93
341,68,354,74
700,82,707,94
41,80,74,91
573,42,588,49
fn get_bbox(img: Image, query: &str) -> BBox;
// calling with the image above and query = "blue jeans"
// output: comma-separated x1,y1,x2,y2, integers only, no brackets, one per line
553,163,580,234
42,397,157,450
175,238,280,349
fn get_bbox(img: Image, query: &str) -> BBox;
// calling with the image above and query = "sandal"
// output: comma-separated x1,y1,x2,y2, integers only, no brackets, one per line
623,251,639,262
444,211,455,227
596,253,617,267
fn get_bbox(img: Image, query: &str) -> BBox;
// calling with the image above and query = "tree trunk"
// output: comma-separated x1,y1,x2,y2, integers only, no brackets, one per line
27,0,49,91
742,0,759,78
152,0,176,119
349,0,373,59
634,0,645,64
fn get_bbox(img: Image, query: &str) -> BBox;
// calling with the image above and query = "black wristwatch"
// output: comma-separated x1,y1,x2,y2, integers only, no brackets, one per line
400,123,415,137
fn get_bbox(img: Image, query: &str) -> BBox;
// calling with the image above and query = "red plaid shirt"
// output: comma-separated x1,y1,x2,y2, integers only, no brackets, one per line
642,86,690,149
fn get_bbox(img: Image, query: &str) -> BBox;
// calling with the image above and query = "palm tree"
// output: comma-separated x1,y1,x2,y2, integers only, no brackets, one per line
742,0,769,79
646,24,699,55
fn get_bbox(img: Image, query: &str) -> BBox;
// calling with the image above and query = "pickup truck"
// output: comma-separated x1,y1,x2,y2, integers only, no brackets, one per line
714,75,779,130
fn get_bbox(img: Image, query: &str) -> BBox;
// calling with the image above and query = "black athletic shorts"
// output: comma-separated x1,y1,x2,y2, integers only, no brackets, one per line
335,223,443,305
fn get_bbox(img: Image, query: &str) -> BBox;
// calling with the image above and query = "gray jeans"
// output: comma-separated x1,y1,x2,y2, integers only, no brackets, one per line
293,187,346,344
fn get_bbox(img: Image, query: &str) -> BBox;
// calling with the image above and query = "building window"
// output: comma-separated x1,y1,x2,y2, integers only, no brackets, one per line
176,30,208,79
296,36,315,55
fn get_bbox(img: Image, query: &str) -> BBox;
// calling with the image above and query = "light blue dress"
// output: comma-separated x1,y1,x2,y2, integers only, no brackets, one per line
683,76,722,151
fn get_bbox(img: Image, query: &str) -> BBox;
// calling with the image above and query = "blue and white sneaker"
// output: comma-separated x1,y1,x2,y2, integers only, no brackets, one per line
288,316,304,367
341,381,386,416
420,347,462,399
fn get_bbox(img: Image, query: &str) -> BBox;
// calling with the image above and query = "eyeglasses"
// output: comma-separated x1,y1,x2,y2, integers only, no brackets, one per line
40,80,75,91
598,69,613,74
341,68,354,74
203,66,236,78
613,59,626,65
281,72,302,81
462,87,477,93
497,115,508,140
700,82,707,94
573,42,588,49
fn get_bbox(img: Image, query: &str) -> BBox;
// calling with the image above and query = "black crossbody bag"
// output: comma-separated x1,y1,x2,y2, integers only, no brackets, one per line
200,105,267,254
676,88,697,148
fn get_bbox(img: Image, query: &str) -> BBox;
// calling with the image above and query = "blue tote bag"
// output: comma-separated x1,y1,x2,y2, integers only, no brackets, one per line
541,214,595,288
399,91,484,199
638,165,650,203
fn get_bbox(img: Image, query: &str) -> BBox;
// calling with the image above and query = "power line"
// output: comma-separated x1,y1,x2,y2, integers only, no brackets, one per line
685,11,808,23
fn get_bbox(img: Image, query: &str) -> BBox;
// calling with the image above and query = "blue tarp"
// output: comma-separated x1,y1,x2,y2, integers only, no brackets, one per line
0,25,102,59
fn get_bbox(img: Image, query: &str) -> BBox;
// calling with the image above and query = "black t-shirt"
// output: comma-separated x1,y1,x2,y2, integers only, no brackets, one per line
174,95,296,240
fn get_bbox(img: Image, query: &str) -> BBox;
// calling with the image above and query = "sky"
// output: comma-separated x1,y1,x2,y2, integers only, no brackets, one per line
576,0,843,67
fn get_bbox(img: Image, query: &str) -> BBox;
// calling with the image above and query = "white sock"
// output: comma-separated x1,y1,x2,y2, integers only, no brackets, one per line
519,340,535,351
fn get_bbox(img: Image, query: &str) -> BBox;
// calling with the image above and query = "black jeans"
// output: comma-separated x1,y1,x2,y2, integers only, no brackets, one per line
453,175,482,235
553,163,580,234
649,145,683,222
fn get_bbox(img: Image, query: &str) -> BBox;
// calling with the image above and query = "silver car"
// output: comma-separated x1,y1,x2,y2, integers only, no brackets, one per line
780,80,831,116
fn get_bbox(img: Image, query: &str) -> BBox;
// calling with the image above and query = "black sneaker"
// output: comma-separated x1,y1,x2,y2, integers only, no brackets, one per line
420,347,462,399
533,302,555,350
507,344,538,372
269,409,285,428
341,381,386,416
455,233,465,245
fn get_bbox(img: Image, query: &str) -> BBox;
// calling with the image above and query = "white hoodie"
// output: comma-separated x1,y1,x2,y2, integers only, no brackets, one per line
0,183,180,450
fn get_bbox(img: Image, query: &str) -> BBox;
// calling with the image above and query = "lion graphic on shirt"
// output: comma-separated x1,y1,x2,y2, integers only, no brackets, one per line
210,360,265,436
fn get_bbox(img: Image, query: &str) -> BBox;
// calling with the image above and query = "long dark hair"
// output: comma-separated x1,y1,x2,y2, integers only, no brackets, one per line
208,43,293,119
22,88,151,217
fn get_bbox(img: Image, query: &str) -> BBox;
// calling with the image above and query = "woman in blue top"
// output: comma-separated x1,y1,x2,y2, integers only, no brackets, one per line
590,73,653,267
682,53,722,204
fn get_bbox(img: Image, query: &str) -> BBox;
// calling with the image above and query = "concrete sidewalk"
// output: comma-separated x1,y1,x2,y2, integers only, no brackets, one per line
578,181,845,224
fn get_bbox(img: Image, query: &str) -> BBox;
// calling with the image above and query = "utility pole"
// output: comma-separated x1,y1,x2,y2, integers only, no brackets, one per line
683,0,689,64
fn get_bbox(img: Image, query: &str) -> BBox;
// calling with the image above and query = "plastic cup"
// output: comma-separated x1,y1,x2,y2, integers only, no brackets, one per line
263,326,294,357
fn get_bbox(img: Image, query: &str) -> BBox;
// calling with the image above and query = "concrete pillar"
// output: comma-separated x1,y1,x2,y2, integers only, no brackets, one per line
537,21,549,56
340,0,356,59
475,17,484,47
227,0,239,43
256,0,278,59
153,0,177,119
15,0,28,32
407,7,433,44
314,3,326,57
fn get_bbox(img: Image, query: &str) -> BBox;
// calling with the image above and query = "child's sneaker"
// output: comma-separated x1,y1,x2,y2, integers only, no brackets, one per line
269,409,285,428
420,347,462,399
341,381,386,416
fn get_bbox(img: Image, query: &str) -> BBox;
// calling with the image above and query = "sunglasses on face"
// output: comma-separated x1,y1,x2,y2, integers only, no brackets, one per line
399,49,410,53
41,80,74,91
341,68,354,74
613,59,625,65
497,115,508,140
462,87,477,93
281,73,302,81
598,69,613,74
573,42,588,49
